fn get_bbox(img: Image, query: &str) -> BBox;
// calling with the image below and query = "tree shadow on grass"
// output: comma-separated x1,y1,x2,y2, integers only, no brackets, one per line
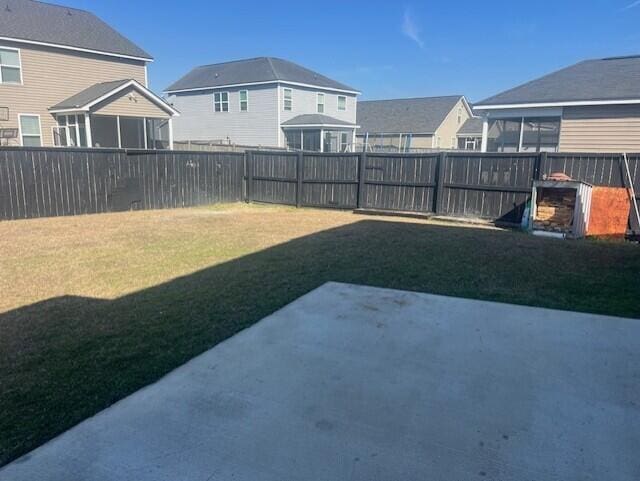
1,219,639,466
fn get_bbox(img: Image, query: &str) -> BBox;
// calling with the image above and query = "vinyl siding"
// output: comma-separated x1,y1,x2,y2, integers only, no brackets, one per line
94,86,170,118
278,85,358,145
559,105,640,152
434,98,471,149
0,40,146,146
168,85,279,146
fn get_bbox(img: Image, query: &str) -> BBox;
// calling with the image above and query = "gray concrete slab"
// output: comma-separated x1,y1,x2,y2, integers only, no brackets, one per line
2,282,639,480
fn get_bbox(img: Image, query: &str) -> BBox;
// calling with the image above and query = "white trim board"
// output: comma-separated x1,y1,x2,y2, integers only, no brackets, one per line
475,98,640,110
0,36,153,62
165,80,361,96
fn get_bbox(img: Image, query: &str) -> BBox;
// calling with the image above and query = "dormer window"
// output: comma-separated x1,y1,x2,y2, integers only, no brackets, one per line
0,47,22,84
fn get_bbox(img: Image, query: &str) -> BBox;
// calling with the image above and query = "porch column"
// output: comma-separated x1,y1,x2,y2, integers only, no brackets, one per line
168,118,174,150
320,129,324,152
352,129,356,153
85,113,93,147
480,116,489,152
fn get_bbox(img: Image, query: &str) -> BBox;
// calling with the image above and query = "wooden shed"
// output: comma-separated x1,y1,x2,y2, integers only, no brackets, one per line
529,180,592,238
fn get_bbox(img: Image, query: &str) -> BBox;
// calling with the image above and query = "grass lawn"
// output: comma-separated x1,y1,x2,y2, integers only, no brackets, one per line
1,203,639,466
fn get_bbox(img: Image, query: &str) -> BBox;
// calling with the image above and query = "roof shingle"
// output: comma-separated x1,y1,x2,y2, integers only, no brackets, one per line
1,0,152,60
356,96,463,134
476,55,640,107
165,57,357,93
281,114,355,127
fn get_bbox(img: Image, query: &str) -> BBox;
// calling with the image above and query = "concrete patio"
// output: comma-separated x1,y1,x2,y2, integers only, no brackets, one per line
2,282,639,480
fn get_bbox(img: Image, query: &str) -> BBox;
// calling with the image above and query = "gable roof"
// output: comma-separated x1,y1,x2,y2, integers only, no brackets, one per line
49,79,179,116
356,96,466,134
457,117,483,136
281,114,356,127
165,57,358,94
475,55,640,109
0,0,152,61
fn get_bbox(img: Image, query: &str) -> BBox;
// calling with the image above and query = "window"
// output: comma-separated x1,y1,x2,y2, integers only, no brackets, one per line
283,88,292,111
92,115,119,148
340,132,349,152
0,47,21,84
337,95,346,111
487,117,560,153
119,117,145,148
457,107,462,125
317,93,325,113
146,118,170,149
285,129,301,150
521,117,560,152
53,114,87,147
19,115,41,146
214,92,229,112
239,90,248,112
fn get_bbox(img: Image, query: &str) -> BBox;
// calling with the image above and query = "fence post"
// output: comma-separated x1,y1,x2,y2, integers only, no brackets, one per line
434,151,447,215
535,152,546,181
357,151,367,209
245,151,253,203
296,151,304,208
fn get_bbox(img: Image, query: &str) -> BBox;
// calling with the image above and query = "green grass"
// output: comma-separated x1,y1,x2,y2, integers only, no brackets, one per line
1,203,639,466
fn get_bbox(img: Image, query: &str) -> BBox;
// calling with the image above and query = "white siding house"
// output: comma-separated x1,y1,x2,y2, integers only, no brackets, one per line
165,57,360,151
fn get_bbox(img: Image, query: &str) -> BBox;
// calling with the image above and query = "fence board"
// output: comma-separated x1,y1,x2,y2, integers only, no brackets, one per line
361,153,438,213
440,152,537,223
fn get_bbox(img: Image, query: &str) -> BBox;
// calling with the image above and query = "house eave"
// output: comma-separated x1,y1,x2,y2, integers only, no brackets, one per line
474,98,640,110
50,79,180,116
165,80,360,96
0,36,153,63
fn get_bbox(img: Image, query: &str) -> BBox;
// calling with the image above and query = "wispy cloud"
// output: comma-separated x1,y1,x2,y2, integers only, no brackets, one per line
402,6,424,49
622,0,640,10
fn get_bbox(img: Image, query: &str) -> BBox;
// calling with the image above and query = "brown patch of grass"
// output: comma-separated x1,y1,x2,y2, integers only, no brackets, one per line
1,203,639,465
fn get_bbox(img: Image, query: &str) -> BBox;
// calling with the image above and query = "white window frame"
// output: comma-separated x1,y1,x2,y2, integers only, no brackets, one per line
283,88,292,111
53,114,88,147
0,46,23,85
18,114,42,146
239,90,249,112
337,95,347,111
213,91,229,112
317,93,325,113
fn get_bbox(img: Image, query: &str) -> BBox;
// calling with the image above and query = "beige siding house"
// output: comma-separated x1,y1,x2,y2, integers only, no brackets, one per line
474,55,640,153
0,0,177,149
355,96,473,152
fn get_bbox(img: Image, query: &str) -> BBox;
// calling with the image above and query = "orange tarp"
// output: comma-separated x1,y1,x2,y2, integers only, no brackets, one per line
587,187,631,236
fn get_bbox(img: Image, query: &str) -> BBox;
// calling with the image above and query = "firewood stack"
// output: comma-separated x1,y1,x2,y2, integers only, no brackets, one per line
533,189,576,232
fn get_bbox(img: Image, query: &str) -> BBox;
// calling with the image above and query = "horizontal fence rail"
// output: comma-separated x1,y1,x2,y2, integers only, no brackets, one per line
1,147,639,233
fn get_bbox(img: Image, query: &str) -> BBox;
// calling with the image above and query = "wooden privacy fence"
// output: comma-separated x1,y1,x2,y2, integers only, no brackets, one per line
1,147,639,231
247,150,640,230
0,147,244,220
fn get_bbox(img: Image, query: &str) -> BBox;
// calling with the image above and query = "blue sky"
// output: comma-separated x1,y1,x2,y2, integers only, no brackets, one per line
61,0,640,102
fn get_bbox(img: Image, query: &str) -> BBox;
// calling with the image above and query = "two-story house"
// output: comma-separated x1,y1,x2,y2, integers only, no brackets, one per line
0,0,178,149
165,57,360,152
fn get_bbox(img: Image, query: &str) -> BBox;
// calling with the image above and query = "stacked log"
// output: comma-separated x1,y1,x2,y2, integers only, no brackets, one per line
533,189,575,232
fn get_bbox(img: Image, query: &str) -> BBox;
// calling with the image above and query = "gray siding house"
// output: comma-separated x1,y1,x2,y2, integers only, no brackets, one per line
165,57,360,152
474,55,640,153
